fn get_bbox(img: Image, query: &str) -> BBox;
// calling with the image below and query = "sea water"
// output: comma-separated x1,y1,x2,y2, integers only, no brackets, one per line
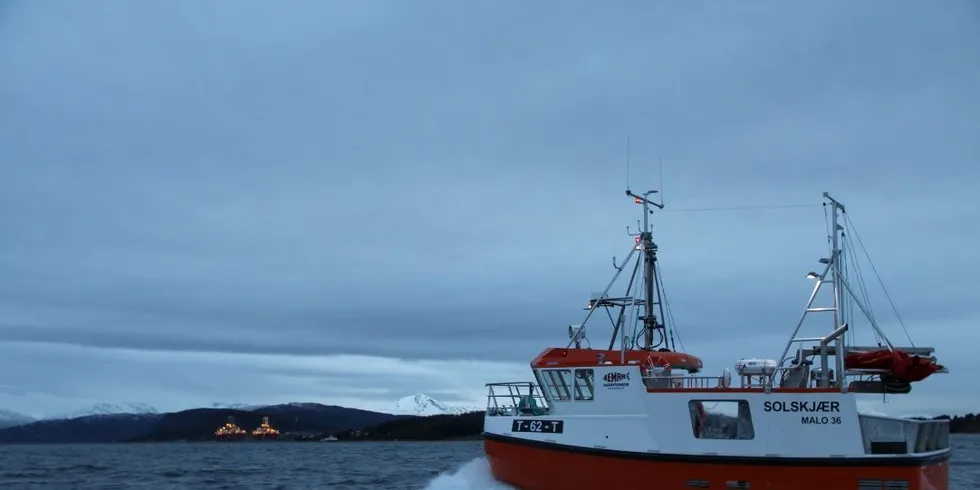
0,437,977,489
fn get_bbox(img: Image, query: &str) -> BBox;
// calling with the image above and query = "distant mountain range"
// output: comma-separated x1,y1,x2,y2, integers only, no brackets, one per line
0,409,36,429
0,402,161,428
0,394,482,442
201,394,481,417
49,402,159,420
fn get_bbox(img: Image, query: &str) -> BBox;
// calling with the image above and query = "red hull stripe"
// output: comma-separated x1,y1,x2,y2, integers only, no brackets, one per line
483,432,950,467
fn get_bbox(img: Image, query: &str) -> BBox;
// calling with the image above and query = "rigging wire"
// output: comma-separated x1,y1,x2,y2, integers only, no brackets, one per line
840,234,854,347
662,203,821,213
632,253,644,349
656,265,686,353
629,253,644,350
651,259,675,352
843,237,857,346
604,306,618,331
628,257,666,349
588,197,914,359
614,252,644,350
843,233,880,346
850,235,878,324
607,201,821,350
842,212,915,348
824,204,832,249
840,233,853,345
629,254,646,349
850,235,876,320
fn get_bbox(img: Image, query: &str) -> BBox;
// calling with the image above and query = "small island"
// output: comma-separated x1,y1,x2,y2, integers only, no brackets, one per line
915,413,980,433
335,411,485,441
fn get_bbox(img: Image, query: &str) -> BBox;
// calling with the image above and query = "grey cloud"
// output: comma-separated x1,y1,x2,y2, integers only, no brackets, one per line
0,0,978,413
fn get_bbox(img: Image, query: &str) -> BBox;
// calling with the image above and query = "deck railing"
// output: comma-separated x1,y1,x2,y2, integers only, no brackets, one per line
641,373,725,389
485,382,551,416
858,414,950,454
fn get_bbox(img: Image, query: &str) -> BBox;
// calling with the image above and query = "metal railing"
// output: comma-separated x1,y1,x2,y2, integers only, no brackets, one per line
485,382,551,416
858,414,950,454
641,373,725,389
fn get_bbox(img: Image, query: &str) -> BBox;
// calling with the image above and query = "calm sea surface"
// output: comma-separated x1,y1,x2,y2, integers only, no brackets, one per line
1,437,977,489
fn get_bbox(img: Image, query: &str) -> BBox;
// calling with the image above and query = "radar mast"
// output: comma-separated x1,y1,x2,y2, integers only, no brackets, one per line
570,188,674,359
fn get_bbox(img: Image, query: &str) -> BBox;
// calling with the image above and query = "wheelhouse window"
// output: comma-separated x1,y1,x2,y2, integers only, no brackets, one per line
689,400,754,440
540,369,572,401
574,369,594,401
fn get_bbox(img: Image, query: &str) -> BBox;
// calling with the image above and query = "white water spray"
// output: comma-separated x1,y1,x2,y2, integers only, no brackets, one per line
422,457,514,490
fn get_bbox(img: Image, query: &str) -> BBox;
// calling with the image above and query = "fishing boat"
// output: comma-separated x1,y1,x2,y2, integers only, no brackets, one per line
483,190,950,490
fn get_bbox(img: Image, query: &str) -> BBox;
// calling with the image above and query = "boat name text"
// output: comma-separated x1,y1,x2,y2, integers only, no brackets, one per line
601,372,630,390
763,401,840,413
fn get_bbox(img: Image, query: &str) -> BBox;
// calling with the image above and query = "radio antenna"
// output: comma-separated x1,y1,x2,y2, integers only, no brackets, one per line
626,137,632,190
659,155,664,207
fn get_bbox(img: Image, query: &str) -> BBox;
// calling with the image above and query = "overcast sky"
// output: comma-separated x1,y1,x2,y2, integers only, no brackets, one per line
1,0,977,418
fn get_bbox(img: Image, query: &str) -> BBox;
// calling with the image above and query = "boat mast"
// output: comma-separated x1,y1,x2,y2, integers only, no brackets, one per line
827,193,846,390
770,193,947,392
581,188,672,355
773,193,850,391
625,189,669,352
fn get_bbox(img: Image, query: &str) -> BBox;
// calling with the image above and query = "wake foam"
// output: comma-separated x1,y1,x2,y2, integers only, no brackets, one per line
423,457,515,490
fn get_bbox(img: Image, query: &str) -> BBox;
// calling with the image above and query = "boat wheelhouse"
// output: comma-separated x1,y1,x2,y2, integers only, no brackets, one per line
483,190,950,490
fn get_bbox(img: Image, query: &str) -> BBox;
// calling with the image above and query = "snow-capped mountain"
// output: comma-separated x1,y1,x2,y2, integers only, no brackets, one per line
46,403,159,420
209,402,261,410
0,409,35,429
389,393,481,416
